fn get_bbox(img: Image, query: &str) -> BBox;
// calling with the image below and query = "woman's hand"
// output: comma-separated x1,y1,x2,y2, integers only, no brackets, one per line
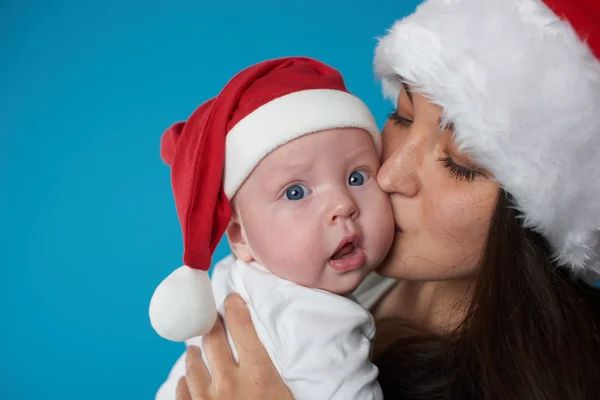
176,293,294,400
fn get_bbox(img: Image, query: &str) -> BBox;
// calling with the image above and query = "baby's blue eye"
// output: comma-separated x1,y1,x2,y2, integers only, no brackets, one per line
349,171,367,186
283,184,310,200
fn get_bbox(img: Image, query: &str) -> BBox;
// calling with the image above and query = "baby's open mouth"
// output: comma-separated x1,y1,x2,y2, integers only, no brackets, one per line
331,242,357,259
329,235,365,273
331,237,358,260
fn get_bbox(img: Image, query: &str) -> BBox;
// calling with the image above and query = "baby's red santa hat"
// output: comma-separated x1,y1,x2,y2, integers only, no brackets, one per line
375,0,600,282
149,57,381,342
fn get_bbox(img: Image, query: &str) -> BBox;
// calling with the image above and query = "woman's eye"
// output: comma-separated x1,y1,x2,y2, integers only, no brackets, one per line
348,171,367,186
387,111,413,127
283,184,310,200
438,155,483,182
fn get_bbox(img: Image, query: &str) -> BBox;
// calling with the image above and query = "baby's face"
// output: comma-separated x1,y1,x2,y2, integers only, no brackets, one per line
230,128,395,294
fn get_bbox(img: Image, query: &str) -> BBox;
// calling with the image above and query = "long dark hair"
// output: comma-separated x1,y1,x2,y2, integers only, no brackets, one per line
374,190,600,399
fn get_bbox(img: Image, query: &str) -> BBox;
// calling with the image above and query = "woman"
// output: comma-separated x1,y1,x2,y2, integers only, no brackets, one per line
171,0,600,398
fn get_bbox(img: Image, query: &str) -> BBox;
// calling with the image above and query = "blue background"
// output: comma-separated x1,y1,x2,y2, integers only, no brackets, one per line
0,1,422,399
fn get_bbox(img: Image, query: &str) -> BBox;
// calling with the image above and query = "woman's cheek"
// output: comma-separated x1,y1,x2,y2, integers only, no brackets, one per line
436,188,498,253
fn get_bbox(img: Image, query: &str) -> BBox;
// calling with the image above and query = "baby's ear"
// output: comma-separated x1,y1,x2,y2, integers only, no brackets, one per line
226,214,254,263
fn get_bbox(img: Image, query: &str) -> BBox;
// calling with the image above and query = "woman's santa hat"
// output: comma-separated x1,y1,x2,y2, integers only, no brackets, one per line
374,0,600,282
149,57,381,342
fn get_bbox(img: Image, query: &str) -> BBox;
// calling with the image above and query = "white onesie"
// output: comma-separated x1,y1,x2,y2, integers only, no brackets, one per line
155,254,397,400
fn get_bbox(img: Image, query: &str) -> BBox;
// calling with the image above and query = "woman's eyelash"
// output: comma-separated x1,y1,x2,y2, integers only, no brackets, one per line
387,111,413,127
438,155,483,182
387,110,481,182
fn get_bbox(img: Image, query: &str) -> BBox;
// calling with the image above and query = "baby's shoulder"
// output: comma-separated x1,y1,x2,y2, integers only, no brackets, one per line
211,256,375,329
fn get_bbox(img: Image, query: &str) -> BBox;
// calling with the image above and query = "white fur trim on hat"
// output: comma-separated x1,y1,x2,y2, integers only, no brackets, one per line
223,88,381,198
149,266,217,342
374,0,600,281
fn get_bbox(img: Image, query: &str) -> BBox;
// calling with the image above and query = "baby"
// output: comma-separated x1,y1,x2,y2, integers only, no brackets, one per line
149,57,395,400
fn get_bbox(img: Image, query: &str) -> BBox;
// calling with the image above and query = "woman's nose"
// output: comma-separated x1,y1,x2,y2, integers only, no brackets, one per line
328,192,359,224
377,142,421,198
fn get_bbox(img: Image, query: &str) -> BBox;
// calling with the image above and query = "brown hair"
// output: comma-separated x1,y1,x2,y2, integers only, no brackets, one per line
374,190,600,399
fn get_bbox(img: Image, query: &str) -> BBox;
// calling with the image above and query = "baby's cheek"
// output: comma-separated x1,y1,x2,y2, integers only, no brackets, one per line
364,193,394,241
267,232,325,284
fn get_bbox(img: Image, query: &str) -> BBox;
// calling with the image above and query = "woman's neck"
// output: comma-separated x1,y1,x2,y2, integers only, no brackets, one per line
373,278,474,334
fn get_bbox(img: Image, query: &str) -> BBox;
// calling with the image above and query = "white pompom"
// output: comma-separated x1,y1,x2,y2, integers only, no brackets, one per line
149,266,217,342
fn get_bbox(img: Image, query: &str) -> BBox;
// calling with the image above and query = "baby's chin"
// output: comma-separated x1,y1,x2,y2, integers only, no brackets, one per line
320,265,374,295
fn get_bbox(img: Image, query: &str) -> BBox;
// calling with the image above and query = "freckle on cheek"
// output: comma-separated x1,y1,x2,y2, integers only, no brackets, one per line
415,153,424,166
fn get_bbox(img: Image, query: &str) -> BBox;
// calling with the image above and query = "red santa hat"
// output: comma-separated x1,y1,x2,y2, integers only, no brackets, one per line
149,57,381,342
374,0,600,282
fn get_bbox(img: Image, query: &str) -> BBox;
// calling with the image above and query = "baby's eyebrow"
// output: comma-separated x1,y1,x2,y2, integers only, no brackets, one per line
277,161,311,175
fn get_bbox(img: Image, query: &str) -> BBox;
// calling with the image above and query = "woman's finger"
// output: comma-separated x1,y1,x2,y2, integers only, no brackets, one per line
185,346,211,398
202,315,236,372
175,377,192,400
223,293,271,367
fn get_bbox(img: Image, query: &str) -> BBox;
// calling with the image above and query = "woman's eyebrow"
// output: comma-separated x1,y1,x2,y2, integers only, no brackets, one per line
401,81,413,104
439,119,455,131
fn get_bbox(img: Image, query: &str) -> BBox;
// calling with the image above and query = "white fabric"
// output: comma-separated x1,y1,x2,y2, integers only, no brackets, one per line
155,255,396,400
224,89,381,198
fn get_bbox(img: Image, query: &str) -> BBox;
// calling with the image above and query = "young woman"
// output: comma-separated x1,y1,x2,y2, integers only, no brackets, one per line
171,0,600,398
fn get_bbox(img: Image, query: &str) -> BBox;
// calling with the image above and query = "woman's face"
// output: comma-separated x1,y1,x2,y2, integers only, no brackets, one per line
376,86,499,281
